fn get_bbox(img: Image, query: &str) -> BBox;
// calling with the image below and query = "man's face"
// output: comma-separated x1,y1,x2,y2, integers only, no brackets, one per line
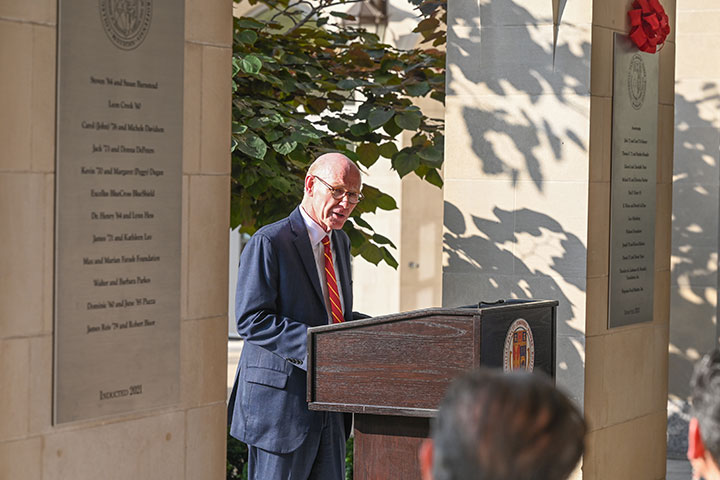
306,165,361,231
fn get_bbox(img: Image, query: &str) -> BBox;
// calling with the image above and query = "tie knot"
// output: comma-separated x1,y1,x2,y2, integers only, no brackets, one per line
321,235,331,247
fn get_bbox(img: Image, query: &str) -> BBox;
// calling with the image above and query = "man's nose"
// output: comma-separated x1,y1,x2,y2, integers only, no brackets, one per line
338,194,351,207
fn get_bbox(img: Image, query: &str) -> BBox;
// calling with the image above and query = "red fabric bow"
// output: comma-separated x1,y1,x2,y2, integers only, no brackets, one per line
628,0,670,53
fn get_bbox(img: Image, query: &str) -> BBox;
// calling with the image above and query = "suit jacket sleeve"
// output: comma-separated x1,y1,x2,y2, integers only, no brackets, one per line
235,232,309,370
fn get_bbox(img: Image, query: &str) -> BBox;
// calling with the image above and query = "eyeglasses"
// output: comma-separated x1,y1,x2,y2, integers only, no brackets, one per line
313,176,364,204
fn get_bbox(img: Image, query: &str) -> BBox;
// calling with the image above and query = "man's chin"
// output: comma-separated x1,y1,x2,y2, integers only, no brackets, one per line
328,219,347,230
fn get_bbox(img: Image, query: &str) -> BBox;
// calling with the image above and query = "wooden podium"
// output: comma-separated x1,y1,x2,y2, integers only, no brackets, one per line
307,300,557,479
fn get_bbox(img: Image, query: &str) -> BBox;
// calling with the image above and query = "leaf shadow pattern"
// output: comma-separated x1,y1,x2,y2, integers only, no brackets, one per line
443,202,586,402
667,85,720,456
443,1,590,401
447,0,591,190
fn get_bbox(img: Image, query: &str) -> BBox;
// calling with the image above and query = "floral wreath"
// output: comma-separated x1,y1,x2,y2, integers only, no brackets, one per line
628,0,670,53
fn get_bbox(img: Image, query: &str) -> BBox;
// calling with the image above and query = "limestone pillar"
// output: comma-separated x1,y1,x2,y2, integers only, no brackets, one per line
444,1,675,478
0,1,232,478
669,0,720,412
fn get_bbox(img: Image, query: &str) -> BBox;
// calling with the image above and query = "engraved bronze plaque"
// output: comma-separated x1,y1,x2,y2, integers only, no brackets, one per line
608,33,659,328
54,0,184,423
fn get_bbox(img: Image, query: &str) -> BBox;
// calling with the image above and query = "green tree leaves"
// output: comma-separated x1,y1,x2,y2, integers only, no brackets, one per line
231,0,446,267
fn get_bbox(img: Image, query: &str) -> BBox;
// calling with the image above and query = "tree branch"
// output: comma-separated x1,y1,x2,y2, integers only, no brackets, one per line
286,0,365,35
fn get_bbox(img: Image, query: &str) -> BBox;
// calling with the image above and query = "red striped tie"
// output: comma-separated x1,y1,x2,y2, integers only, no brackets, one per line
321,236,343,324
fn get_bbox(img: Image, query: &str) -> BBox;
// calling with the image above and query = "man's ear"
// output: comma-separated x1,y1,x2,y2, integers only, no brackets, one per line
688,417,706,460
304,175,314,196
419,438,434,480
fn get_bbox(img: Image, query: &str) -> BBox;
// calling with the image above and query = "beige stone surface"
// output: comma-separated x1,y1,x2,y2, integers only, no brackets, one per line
200,46,233,174
584,325,668,430
1,1,232,477
187,174,230,319
186,403,227,480
676,33,720,80
674,79,720,127
442,179,516,276
475,0,592,26
41,156,55,335
659,41,676,106
0,20,32,172
671,182,718,247
353,164,402,316
513,180,589,261
555,334,586,407
399,175,444,311
655,183,673,272
43,412,185,480
0,338,30,440
585,275,609,337
0,437,42,480
676,9,720,35
183,42,202,174
0,173,50,338
28,335,52,436
658,104,674,185
583,411,667,480
186,0,233,47
654,270,672,328
443,94,590,183
589,96,612,182
31,24,56,173
668,283,717,399
181,175,190,321
587,181,610,278
592,1,631,31
0,0,55,25
181,317,228,407
664,0,677,44
448,24,591,97
590,26,613,98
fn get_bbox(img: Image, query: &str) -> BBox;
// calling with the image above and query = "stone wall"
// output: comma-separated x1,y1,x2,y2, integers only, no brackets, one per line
0,1,232,478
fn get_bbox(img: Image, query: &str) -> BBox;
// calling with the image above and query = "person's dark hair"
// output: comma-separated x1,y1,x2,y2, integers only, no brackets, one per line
431,368,586,480
690,347,720,463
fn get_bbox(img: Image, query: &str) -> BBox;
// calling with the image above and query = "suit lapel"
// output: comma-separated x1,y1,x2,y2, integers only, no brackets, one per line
289,207,326,311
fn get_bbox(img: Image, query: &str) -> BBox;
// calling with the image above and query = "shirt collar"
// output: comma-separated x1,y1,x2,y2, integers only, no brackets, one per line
299,206,329,247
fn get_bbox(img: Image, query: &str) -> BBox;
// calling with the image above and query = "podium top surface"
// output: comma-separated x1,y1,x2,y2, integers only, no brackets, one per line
308,300,558,335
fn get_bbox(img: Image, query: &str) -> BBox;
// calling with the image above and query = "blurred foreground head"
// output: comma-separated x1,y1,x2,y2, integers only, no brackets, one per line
420,368,586,480
689,347,720,480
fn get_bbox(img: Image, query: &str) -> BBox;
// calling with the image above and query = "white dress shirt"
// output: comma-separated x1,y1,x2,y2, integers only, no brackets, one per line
299,206,345,323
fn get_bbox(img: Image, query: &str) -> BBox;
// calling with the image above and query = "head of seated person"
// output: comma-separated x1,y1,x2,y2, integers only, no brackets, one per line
420,368,586,480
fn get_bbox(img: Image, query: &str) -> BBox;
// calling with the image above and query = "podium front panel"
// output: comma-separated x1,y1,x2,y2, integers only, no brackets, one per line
308,310,477,415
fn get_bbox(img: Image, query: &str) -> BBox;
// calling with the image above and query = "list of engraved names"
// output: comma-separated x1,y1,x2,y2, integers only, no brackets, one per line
608,34,658,328
54,0,183,423
78,74,166,337
614,125,652,306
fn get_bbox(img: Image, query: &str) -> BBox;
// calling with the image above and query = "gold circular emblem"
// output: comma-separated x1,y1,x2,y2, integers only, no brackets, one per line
503,318,535,372
99,0,153,51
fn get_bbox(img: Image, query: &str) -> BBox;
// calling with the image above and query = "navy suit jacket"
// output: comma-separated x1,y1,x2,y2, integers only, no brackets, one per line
228,207,353,454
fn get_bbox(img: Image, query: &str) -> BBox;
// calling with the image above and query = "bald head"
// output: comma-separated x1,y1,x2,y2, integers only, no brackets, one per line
301,153,362,231
306,153,361,186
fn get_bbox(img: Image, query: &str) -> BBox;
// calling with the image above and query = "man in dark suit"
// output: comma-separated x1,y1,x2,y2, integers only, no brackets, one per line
228,152,362,480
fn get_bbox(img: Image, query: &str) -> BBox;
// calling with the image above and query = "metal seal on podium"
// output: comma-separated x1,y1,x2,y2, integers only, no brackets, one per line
503,318,535,372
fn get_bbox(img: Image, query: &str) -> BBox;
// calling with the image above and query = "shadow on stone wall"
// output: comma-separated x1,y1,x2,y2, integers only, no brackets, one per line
667,85,720,457
443,1,589,397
